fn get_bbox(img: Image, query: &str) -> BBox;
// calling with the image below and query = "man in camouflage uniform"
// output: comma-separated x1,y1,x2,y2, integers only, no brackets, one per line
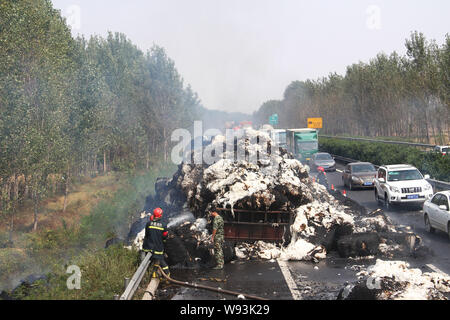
210,210,224,269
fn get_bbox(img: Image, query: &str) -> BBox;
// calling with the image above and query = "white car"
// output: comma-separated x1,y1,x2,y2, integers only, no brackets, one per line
423,191,450,240
433,145,449,155
374,164,433,208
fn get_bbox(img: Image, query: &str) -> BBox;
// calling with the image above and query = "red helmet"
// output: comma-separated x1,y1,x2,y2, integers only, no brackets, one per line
153,207,163,219
317,166,325,172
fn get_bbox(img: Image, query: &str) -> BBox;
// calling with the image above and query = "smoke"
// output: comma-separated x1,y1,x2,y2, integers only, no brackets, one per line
167,211,196,229
0,260,50,293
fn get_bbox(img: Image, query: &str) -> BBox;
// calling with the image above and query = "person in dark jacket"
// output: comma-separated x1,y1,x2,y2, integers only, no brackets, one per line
316,166,329,190
143,207,170,277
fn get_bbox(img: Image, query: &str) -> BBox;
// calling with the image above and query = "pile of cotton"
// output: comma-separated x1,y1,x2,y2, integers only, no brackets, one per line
339,259,450,300
128,128,425,264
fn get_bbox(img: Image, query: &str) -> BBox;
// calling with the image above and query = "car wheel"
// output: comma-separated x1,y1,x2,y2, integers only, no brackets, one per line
384,193,391,209
424,214,435,233
375,189,380,204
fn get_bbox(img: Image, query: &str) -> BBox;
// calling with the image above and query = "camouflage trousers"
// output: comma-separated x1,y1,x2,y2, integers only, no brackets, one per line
214,236,224,267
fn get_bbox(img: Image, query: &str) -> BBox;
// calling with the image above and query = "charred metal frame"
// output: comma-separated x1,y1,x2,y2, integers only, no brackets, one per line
216,208,292,242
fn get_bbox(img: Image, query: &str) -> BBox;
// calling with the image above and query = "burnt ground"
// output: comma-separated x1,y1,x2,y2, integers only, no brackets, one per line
155,253,376,300
157,260,292,300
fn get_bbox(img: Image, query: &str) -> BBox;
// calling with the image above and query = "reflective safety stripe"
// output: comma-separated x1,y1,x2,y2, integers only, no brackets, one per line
151,250,164,255
149,226,164,231
162,266,169,270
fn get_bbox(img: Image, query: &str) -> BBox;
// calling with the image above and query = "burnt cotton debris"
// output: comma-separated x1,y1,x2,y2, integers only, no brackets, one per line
126,129,449,299
129,129,425,262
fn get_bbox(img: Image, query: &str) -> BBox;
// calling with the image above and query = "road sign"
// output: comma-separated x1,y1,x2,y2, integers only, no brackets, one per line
307,117,322,129
269,114,278,125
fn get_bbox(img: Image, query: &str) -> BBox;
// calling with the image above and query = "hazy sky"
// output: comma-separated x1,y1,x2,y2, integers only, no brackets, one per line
52,0,450,114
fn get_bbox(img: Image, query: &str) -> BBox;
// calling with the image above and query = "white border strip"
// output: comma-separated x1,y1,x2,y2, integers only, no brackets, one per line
277,259,302,300
426,264,449,277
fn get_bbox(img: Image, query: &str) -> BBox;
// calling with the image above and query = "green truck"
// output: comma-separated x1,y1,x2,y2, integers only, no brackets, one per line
286,129,319,164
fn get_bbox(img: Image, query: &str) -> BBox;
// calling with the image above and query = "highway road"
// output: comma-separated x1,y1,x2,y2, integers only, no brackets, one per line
326,163,450,275
167,164,450,300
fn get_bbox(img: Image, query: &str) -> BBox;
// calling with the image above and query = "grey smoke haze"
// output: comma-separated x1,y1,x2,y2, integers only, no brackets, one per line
52,0,450,114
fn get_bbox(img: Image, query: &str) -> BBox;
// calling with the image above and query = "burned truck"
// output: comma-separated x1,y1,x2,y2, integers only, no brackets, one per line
172,128,312,244
129,128,430,266
124,128,450,300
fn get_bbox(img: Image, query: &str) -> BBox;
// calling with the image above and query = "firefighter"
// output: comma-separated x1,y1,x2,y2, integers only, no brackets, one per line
209,210,224,270
143,207,170,277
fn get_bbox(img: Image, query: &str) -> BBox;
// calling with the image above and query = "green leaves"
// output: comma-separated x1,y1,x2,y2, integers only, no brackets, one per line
320,138,450,181
0,1,200,229
253,32,449,146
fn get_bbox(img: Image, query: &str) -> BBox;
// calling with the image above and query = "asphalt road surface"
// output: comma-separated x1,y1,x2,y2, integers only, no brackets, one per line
327,163,450,275
168,255,374,300
168,164,449,300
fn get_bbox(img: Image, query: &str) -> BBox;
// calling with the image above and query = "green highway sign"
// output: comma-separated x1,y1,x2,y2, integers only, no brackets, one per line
269,113,278,125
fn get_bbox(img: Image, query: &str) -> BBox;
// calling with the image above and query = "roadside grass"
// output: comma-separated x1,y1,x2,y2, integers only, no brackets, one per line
78,161,177,245
0,159,177,298
0,174,122,235
13,244,141,300
0,248,35,290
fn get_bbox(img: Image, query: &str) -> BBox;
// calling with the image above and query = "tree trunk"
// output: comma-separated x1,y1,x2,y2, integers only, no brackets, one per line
52,176,57,195
63,166,69,213
103,150,107,174
93,153,97,175
33,190,38,231
9,175,18,241
24,176,29,199
423,101,430,143
146,144,150,170
163,127,167,162
13,175,19,201
9,211,14,242
6,181,11,201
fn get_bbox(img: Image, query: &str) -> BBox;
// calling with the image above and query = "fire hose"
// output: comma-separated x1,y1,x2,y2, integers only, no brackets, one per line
156,266,269,301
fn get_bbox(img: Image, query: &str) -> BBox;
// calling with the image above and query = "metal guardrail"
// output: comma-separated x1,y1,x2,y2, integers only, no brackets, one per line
331,154,450,192
320,135,436,149
427,179,450,192
120,252,152,300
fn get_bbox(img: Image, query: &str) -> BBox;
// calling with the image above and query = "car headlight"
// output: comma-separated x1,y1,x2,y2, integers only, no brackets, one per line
390,186,400,193
423,184,432,191
351,176,361,183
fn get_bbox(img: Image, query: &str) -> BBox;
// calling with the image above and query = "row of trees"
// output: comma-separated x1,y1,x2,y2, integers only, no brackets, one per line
253,32,450,144
0,0,200,233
